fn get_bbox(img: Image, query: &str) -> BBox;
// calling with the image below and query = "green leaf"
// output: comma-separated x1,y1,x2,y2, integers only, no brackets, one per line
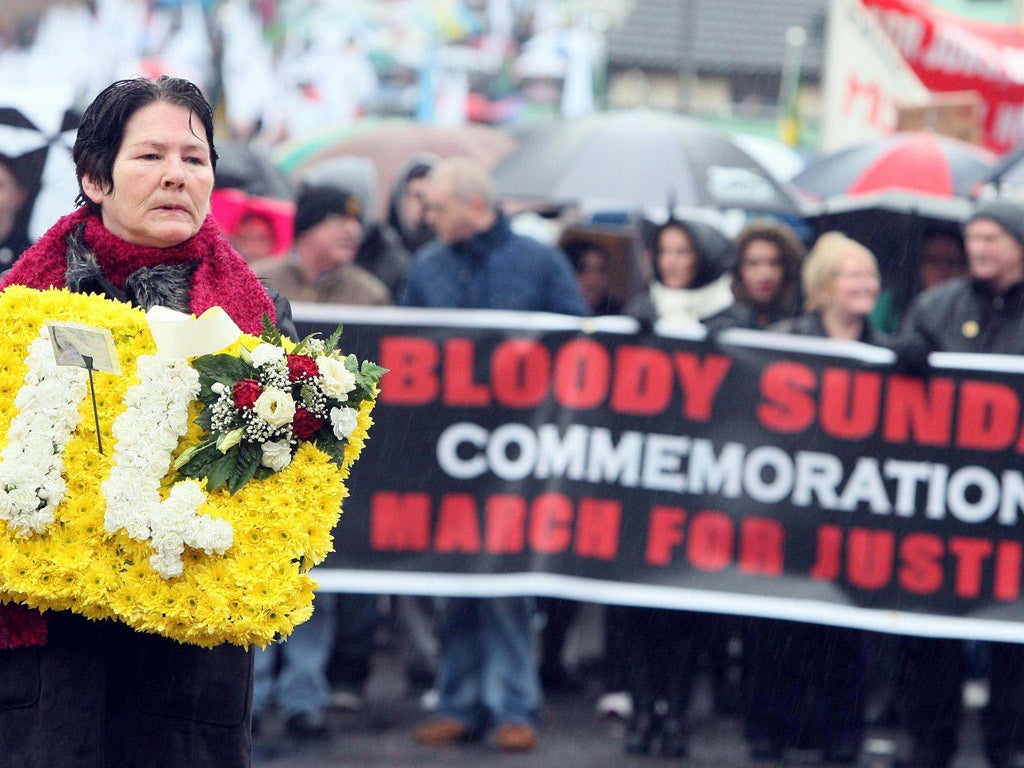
324,323,344,354
193,355,253,398
314,436,347,469
260,314,282,346
176,443,220,479
356,360,388,390
299,382,319,408
204,449,239,493
195,407,214,432
228,442,263,494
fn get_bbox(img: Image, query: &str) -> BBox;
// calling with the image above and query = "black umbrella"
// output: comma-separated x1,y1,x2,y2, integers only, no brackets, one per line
805,191,972,328
492,110,803,215
0,85,80,240
981,142,1024,194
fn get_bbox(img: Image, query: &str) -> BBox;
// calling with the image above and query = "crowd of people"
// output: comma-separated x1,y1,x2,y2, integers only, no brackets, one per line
4,73,1024,768
219,147,1024,768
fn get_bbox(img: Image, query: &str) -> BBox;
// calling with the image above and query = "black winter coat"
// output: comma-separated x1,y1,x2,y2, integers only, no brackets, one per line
703,301,793,334
0,255,295,768
768,311,891,346
1,613,253,768
899,276,1024,355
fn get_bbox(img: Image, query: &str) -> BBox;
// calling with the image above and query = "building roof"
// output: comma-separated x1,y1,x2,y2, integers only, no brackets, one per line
605,0,827,76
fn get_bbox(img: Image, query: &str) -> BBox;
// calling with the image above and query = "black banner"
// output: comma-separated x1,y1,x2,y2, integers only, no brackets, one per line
294,303,1024,642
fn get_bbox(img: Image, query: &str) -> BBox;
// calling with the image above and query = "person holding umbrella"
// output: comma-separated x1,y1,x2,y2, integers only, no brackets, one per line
0,75,295,768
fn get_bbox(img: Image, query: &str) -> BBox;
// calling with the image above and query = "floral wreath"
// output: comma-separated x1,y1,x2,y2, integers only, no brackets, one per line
0,286,381,647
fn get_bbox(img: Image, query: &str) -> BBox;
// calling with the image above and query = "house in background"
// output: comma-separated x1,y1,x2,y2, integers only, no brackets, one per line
602,0,828,131
599,0,1024,147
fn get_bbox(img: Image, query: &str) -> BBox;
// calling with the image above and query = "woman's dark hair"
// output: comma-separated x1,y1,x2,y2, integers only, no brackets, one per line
73,76,218,215
732,218,806,314
651,218,735,288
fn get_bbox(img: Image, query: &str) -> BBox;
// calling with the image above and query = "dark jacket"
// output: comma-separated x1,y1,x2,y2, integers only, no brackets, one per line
0,224,31,271
355,222,411,298
769,312,891,346
400,214,589,315
703,301,794,334
2,613,253,768
898,276,1024,355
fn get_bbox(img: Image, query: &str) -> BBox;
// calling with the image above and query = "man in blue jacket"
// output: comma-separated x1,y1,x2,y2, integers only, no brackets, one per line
403,157,589,752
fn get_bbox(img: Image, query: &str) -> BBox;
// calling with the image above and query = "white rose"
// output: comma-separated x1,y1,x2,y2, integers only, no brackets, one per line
317,356,357,401
261,439,293,471
330,406,359,440
253,388,296,428
250,343,285,367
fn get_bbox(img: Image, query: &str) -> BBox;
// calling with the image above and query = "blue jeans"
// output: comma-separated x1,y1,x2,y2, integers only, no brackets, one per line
435,596,540,732
253,593,336,718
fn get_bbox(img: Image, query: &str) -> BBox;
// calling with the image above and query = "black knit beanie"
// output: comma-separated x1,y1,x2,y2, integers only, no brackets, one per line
967,199,1024,247
293,185,362,239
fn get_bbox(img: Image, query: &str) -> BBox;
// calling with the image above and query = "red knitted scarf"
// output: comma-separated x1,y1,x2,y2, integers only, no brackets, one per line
0,207,276,335
0,207,277,650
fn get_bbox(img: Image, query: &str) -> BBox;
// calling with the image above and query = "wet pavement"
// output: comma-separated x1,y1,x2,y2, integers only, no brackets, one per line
251,648,990,768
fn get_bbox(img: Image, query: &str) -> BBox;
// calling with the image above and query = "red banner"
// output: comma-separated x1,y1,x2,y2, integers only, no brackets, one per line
862,0,1024,152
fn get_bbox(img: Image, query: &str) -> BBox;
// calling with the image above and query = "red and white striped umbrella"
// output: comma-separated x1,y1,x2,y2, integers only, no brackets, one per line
793,131,996,201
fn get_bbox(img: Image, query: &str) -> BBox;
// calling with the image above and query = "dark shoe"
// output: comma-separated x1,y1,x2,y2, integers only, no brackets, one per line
985,746,1024,768
903,743,952,768
656,715,688,758
625,711,656,756
285,711,330,740
749,737,783,762
828,738,862,765
495,723,537,752
414,718,473,746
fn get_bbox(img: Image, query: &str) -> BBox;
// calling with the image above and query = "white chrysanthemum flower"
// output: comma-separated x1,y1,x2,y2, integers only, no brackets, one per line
0,332,88,537
260,439,293,471
250,343,286,368
329,406,359,440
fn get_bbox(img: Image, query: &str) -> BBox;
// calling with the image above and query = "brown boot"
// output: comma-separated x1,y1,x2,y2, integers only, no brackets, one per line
414,718,471,746
495,723,537,752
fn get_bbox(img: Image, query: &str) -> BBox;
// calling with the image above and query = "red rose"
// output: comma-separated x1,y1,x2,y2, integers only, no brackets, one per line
233,378,263,409
287,354,320,381
292,407,324,440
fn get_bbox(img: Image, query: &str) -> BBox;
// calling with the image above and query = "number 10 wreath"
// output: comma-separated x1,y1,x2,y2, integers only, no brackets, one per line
0,286,383,647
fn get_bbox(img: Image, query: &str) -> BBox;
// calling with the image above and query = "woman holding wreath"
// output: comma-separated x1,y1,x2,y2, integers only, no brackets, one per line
0,76,294,768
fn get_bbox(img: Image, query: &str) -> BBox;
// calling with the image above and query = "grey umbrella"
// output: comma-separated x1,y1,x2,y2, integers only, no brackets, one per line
493,109,803,215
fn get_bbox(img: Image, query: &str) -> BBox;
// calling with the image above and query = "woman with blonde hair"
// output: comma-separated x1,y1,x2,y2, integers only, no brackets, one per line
771,231,887,344
740,232,888,764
